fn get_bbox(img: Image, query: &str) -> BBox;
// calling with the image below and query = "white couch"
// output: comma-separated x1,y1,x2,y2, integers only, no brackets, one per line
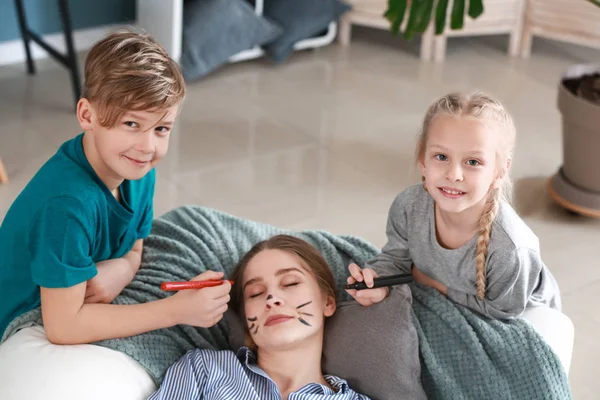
0,307,573,400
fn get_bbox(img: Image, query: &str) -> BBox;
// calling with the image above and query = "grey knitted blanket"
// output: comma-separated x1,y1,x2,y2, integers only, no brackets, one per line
3,206,571,399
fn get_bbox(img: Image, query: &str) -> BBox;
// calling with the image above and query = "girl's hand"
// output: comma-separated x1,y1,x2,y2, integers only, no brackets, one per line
412,265,447,296
345,263,389,306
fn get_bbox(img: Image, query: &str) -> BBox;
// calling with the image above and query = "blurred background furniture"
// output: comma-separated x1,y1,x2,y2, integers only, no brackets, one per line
520,0,600,57
136,0,339,64
13,0,81,109
431,0,526,62
337,0,435,60
338,0,526,62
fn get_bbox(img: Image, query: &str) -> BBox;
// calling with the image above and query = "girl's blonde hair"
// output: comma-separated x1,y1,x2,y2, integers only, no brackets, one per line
416,92,516,299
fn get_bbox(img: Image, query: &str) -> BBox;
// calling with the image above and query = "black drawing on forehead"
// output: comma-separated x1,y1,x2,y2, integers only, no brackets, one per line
247,316,259,335
296,301,313,326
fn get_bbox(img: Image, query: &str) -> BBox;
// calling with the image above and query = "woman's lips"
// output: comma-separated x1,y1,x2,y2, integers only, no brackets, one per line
264,315,293,327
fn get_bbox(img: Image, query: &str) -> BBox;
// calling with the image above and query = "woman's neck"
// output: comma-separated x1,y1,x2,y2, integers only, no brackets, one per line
257,334,329,399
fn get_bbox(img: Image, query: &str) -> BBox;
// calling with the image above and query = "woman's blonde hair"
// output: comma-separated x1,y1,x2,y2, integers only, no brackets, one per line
416,92,516,299
82,29,185,127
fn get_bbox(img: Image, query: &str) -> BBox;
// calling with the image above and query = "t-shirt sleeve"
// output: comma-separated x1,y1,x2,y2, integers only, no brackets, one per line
364,191,413,275
447,247,544,319
29,197,97,288
147,350,206,400
137,169,155,239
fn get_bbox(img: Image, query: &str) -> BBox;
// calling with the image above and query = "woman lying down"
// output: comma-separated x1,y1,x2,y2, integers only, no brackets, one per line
148,235,371,400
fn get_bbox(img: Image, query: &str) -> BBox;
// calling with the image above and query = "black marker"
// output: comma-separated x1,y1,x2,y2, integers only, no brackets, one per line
345,273,413,290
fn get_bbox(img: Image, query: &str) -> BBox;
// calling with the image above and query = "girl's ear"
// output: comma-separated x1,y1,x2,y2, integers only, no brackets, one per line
323,294,336,318
492,158,511,189
418,155,426,179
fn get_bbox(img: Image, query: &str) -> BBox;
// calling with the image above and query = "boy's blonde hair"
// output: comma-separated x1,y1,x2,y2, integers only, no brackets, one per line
82,29,185,127
416,92,516,300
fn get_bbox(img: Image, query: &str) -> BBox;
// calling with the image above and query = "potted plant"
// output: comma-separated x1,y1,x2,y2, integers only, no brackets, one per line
547,65,600,217
385,0,600,217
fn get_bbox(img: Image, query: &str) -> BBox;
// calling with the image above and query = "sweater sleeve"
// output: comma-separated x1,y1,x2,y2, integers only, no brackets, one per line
364,192,413,276
447,247,550,319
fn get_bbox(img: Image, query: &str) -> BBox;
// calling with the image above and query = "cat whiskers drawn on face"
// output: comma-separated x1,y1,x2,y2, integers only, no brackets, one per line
246,300,314,332
247,316,258,334
296,300,313,326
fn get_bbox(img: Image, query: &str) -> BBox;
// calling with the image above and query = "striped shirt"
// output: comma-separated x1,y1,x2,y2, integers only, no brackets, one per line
147,347,371,400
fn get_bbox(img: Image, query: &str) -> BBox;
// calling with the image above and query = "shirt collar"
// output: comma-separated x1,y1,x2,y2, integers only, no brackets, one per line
235,347,351,395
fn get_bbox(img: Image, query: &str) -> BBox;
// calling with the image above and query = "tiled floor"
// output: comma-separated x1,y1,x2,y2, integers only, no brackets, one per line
1,28,599,398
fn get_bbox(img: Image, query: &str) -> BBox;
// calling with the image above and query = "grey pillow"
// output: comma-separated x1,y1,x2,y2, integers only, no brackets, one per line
181,0,282,81
262,0,351,63
323,285,426,400
226,285,425,400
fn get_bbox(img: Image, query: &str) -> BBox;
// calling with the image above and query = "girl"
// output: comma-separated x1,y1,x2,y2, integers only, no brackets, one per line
347,92,561,319
149,235,371,400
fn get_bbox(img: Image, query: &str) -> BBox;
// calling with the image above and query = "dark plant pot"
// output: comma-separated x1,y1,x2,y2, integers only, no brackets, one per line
548,64,600,217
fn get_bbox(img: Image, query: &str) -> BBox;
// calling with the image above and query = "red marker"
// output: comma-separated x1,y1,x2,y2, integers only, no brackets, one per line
160,280,234,291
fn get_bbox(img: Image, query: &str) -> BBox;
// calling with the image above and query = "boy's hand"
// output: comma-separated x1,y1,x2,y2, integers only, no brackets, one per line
412,265,447,296
345,263,389,306
85,258,135,304
169,271,232,328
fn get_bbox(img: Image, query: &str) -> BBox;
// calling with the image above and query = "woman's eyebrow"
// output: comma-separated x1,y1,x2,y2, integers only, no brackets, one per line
243,277,263,291
243,267,305,290
275,267,305,277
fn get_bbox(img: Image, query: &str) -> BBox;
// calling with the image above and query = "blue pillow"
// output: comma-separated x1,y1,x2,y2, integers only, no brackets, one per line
181,0,282,81
263,0,351,64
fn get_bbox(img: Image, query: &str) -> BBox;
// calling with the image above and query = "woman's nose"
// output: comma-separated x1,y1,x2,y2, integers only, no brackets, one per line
265,293,284,309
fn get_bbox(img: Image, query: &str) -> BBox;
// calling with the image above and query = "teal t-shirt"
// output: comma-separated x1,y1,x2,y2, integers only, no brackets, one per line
0,133,155,338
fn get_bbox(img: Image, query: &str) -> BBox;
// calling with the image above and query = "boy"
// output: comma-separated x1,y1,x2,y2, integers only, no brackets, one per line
0,30,231,346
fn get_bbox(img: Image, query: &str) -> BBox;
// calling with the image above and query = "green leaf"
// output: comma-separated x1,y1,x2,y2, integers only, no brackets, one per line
435,0,450,34
384,0,404,22
450,0,466,30
417,0,436,32
404,0,425,39
586,0,600,7
384,0,408,35
468,0,484,19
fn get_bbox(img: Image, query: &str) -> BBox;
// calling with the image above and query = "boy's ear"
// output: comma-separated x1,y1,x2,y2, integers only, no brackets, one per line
77,98,94,131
